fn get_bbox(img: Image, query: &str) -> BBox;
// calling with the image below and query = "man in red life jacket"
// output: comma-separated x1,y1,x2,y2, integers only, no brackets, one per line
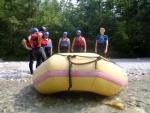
22,34,34,74
30,28,47,68
72,30,87,53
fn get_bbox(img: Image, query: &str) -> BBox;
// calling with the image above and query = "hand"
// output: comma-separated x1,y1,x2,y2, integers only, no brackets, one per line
58,50,60,53
27,47,32,51
84,50,86,53
37,44,41,47
72,49,73,53
104,49,107,54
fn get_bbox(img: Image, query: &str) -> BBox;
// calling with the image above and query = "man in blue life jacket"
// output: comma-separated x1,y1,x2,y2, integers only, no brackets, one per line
72,30,87,53
22,34,34,74
30,27,47,68
44,32,53,58
58,32,70,53
95,27,108,57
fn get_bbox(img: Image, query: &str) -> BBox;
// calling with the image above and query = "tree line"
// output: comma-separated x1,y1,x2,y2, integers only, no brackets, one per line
0,0,150,60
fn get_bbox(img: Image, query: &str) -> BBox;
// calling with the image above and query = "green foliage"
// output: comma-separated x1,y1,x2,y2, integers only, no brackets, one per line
0,0,150,60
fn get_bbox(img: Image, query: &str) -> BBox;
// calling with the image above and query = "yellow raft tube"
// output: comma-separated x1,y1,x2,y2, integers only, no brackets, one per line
33,53,128,96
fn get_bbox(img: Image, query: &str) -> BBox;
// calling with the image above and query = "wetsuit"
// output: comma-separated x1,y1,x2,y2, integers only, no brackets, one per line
96,35,108,57
60,38,69,53
24,35,34,74
44,38,52,58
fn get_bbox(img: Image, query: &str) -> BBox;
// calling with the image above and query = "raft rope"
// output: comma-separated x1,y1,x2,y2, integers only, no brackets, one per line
57,53,122,93
66,55,101,93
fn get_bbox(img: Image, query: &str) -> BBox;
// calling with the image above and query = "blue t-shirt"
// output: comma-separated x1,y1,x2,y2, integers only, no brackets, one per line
96,35,108,43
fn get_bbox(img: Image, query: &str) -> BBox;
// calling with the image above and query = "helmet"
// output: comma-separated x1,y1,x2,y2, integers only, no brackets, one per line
39,26,46,32
45,32,49,35
63,32,68,35
32,28,38,33
76,30,81,34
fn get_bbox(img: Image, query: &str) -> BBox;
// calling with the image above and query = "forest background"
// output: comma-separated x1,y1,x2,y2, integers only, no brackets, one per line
0,0,149,60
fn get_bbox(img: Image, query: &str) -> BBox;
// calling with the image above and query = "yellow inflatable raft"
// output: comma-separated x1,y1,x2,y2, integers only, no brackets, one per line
33,53,128,96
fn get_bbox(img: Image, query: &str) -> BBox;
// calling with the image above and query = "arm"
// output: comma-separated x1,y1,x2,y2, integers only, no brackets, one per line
104,40,108,53
37,33,42,47
83,37,86,52
71,38,75,52
50,39,53,55
68,39,70,53
58,38,61,53
95,40,98,53
22,39,32,50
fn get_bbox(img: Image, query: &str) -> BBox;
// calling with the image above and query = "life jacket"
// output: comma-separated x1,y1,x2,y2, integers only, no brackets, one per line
44,38,52,48
60,38,68,47
74,36,85,46
31,32,47,46
26,41,31,47
41,38,47,46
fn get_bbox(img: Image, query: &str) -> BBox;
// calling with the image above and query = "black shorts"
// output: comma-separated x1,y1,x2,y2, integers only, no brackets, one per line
74,46,84,53
97,43,106,56
60,46,68,53
45,47,51,58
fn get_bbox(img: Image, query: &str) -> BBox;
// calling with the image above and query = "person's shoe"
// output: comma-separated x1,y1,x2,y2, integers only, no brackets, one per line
31,71,34,74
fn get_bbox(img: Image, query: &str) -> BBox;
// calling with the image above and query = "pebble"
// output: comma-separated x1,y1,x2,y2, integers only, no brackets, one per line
128,107,146,113
0,59,149,113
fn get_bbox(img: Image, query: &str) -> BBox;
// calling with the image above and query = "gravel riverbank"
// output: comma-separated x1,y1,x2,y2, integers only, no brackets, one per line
0,58,150,113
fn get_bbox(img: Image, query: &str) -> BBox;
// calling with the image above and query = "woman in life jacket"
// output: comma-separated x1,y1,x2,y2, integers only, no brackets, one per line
72,30,87,53
95,27,108,57
22,34,34,74
30,27,47,68
44,32,53,58
58,32,70,53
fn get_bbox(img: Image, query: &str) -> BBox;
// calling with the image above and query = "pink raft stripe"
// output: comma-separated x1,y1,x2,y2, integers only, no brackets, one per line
33,70,128,86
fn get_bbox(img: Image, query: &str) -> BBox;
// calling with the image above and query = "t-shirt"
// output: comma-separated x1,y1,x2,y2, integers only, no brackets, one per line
96,35,108,43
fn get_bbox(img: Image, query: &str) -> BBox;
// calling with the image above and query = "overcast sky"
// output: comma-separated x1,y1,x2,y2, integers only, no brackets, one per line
57,0,77,4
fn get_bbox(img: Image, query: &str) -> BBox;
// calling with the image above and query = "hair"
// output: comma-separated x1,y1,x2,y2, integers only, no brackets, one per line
100,27,105,32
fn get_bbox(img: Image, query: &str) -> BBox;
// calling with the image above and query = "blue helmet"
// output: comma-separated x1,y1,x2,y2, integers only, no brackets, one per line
76,30,81,34
32,28,38,33
63,32,68,35
45,32,49,35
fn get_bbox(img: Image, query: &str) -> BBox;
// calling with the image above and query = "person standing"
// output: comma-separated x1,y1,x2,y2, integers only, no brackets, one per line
30,28,47,68
72,30,86,53
95,27,108,57
58,32,70,53
39,26,47,38
22,35,34,74
44,32,53,58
